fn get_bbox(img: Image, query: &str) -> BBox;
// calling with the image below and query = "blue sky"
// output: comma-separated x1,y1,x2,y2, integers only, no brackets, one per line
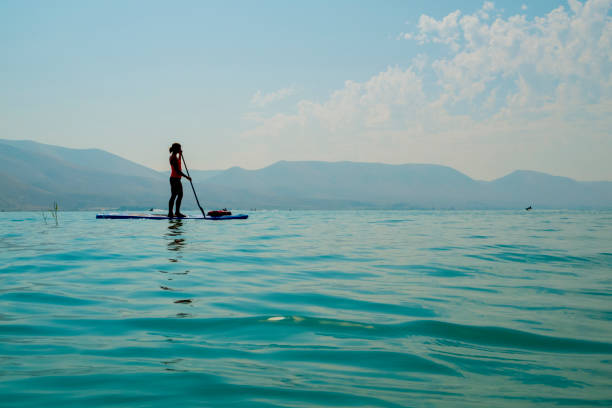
1,0,610,180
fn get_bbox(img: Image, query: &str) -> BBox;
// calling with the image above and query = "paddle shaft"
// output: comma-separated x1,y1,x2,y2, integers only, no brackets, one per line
181,154,206,218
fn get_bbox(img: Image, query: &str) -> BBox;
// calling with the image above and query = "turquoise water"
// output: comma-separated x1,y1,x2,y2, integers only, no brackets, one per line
1,210,611,407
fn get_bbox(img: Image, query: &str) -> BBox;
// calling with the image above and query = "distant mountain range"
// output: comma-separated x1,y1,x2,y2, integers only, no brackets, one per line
1,139,611,210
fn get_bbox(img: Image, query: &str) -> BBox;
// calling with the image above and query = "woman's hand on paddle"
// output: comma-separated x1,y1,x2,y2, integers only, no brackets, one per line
186,176,192,181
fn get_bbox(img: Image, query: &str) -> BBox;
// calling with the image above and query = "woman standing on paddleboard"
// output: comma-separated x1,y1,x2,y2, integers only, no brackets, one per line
168,143,191,218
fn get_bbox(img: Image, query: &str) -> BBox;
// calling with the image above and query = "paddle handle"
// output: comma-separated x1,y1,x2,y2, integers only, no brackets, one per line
181,154,206,218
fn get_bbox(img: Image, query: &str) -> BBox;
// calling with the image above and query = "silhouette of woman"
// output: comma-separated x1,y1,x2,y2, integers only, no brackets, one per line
168,143,191,218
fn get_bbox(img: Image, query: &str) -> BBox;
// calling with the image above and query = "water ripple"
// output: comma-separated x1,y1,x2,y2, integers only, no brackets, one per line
1,210,611,407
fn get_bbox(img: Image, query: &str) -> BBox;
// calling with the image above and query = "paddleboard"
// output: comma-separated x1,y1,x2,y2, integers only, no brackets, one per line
96,213,248,220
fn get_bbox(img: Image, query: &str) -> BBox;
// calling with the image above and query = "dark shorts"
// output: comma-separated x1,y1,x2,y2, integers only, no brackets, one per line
170,177,183,195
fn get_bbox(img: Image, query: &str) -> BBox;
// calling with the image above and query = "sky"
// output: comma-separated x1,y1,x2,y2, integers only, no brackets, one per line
1,0,611,180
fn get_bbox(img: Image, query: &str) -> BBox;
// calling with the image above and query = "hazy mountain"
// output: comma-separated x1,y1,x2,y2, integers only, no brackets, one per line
0,140,166,210
160,170,224,180
180,170,224,180
485,170,612,209
202,161,484,209
201,162,612,209
0,139,163,181
1,139,611,210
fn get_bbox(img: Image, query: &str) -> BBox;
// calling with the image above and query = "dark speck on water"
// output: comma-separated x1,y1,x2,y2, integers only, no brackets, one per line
0,210,611,407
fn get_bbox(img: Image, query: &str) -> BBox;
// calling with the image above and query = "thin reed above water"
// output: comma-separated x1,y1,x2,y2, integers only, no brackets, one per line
1,210,611,407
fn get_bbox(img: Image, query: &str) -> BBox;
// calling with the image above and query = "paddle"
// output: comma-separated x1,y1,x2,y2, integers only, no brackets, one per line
181,153,206,218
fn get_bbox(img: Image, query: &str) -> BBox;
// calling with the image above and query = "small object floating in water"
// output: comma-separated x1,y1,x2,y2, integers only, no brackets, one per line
525,206,532,211
267,316,285,321
96,212,247,220
207,208,232,217
174,299,192,304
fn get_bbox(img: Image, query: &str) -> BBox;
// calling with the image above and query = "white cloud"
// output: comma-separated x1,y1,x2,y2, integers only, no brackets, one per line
244,67,425,136
403,0,612,116
478,1,495,19
405,10,462,50
250,86,296,107
241,0,612,180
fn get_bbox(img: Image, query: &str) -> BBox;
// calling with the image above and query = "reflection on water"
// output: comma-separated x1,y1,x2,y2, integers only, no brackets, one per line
164,219,192,311
166,219,184,235
166,219,185,254
167,239,185,252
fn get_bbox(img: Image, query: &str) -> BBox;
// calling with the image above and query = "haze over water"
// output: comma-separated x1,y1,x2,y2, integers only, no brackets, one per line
1,210,611,407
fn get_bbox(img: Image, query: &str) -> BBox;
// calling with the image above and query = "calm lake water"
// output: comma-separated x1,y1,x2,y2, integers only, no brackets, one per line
1,210,611,407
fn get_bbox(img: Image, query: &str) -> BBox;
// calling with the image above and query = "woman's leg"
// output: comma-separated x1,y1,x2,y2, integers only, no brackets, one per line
168,193,176,216
169,178,178,217
175,190,183,215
